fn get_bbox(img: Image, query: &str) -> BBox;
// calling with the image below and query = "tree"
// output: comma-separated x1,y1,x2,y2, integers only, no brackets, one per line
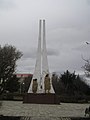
81,56,90,77
52,73,58,93
60,70,77,95
52,73,65,95
52,70,90,96
75,75,90,95
24,75,32,93
0,44,22,93
5,75,20,93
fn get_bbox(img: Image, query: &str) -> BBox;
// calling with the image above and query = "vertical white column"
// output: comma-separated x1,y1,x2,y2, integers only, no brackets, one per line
28,20,42,93
42,20,49,73
42,20,49,92
42,20,55,93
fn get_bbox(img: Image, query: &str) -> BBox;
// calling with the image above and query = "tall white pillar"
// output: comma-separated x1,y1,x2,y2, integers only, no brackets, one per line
28,20,42,93
28,20,55,93
42,20,49,91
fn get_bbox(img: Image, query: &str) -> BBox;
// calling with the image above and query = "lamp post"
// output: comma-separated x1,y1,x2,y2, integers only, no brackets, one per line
20,82,21,94
22,82,25,93
19,75,25,94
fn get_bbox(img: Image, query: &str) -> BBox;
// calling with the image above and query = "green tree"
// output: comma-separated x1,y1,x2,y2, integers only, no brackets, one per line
60,70,76,95
52,73,65,95
5,75,20,93
81,56,90,77
24,75,32,93
0,44,22,94
53,70,90,96
74,75,90,95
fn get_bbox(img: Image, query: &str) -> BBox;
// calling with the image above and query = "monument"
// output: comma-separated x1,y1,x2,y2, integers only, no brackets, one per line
23,20,60,104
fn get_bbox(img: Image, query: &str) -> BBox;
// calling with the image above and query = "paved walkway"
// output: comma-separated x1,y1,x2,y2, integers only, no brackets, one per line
20,117,72,120
0,101,89,118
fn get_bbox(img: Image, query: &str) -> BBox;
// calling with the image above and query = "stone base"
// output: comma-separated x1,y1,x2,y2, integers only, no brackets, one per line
23,93,60,104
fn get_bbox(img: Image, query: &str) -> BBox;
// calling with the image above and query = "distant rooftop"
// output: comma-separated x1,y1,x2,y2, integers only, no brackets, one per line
15,73,33,78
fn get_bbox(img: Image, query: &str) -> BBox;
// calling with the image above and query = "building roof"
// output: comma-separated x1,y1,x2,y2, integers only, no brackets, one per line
16,73,33,78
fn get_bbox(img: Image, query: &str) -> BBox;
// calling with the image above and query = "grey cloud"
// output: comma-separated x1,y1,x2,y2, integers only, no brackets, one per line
48,26,88,49
47,48,60,56
72,43,90,53
48,50,84,73
16,57,35,73
23,49,36,59
17,48,60,73
86,0,90,5
16,66,34,73
0,0,15,10
23,48,60,59
0,0,89,75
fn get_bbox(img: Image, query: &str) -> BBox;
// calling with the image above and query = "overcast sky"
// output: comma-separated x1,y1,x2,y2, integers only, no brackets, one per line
0,0,90,74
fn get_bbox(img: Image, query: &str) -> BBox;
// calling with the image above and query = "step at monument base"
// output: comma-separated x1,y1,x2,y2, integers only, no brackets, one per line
23,93,60,104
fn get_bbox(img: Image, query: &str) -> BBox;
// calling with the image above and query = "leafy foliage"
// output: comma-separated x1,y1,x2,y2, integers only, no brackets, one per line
5,75,20,93
0,44,22,93
52,70,90,96
23,76,32,93
60,70,76,94
82,59,90,77
74,75,90,95
52,73,65,95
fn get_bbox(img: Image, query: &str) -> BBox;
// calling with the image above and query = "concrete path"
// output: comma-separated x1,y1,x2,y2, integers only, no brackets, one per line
20,117,72,120
0,101,89,118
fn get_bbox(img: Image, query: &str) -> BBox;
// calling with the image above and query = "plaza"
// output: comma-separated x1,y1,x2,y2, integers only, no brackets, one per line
0,101,89,118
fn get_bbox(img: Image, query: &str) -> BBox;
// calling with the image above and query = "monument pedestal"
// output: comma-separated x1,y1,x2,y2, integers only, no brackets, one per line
23,93,60,104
